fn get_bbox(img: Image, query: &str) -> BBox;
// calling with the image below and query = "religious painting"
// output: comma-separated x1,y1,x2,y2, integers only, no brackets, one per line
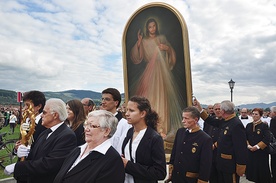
122,2,192,152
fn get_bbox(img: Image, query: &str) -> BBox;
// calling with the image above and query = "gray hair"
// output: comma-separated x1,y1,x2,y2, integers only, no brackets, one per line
271,106,276,113
213,103,221,107
220,100,235,114
46,98,68,121
183,106,200,120
87,110,118,138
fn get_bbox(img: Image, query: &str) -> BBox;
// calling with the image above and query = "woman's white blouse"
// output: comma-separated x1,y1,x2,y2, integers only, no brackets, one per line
124,128,147,183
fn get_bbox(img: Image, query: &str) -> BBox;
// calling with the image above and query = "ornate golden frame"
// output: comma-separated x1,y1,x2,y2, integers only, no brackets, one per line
122,2,192,104
122,2,193,152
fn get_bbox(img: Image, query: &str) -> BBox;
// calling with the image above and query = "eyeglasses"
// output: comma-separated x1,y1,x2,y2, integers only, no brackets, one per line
83,122,101,129
101,97,112,102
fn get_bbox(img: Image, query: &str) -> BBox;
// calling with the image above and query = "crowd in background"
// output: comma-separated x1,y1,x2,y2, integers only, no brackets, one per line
0,106,21,134
1,102,274,131
198,101,276,183
1,93,276,183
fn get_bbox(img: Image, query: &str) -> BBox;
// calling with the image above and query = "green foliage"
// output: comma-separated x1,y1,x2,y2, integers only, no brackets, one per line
0,90,17,105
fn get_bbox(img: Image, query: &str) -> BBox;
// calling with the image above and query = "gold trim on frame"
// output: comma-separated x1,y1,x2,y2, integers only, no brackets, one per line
122,3,192,151
122,2,192,105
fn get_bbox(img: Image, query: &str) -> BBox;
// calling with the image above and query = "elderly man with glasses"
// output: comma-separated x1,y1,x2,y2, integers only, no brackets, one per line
5,98,77,183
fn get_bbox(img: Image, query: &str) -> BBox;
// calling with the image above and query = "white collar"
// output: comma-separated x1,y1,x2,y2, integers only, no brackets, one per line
49,122,64,133
80,139,111,155
35,113,42,124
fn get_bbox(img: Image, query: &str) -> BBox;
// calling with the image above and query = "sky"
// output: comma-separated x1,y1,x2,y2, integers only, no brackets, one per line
0,0,275,106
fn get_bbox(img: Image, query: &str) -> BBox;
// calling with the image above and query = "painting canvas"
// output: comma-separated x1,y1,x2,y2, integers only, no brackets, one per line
122,2,192,151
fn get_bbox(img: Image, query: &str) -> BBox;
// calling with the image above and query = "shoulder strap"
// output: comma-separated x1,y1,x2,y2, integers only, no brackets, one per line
115,112,123,122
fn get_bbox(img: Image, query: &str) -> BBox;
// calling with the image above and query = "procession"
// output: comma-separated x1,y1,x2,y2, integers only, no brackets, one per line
1,1,276,183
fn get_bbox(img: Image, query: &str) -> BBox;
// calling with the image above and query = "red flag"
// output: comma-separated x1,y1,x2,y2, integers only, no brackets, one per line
17,92,22,102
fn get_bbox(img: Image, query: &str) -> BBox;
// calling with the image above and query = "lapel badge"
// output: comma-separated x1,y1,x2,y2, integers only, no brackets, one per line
192,147,196,153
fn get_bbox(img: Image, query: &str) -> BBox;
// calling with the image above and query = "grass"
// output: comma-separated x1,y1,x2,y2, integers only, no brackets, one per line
0,124,20,180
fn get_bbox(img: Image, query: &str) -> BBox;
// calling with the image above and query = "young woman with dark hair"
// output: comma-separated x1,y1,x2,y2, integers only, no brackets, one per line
121,96,166,183
65,99,86,146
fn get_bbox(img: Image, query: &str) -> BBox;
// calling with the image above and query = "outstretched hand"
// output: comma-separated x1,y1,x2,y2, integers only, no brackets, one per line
137,29,143,47
193,98,203,112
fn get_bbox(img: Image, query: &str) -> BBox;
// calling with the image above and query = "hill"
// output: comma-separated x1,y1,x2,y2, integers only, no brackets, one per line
43,90,102,103
0,89,275,109
0,89,18,105
238,102,276,110
0,89,103,105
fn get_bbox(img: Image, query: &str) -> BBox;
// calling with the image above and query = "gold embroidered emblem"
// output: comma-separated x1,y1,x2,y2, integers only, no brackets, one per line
192,143,198,146
224,130,227,135
192,147,196,153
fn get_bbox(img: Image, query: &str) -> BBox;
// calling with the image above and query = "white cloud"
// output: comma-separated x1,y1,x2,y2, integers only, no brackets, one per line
0,0,275,105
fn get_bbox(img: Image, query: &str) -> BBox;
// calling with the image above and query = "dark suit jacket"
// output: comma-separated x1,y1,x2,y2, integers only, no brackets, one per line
270,117,276,137
53,145,125,183
14,123,77,183
73,124,85,146
115,111,123,121
122,127,166,183
202,112,247,174
15,118,46,157
32,118,47,146
169,127,213,182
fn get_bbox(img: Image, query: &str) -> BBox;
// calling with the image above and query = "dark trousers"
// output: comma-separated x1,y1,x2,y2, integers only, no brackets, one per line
218,171,240,183
9,123,16,133
4,119,9,126
209,162,219,183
